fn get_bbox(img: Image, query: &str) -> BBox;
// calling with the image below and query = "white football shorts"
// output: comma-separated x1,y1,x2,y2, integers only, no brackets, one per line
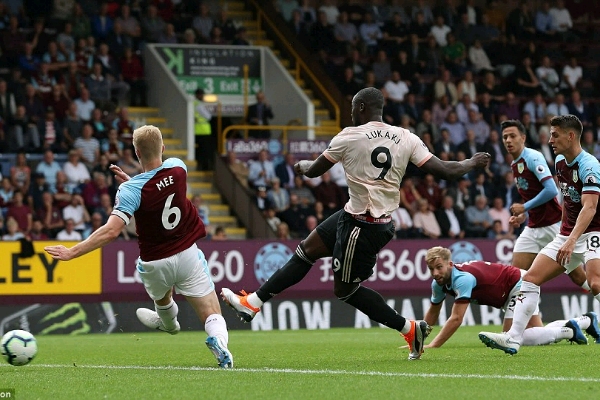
539,232,600,274
136,243,215,300
513,222,560,254
504,269,540,319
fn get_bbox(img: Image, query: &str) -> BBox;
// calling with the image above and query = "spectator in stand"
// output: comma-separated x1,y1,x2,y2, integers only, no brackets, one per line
440,111,466,147
190,194,210,228
454,12,477,47
334,11,359,56
86,62,112,109
208,26,227,45
520,112,539,148
371,49,392,87
37,190,64,238
442,32,466,77
91,2,114,41
535,1,557,41
105,22,131,60
433,68,458,106
101,128,123,163
9,105,41,153
417,173,444,211
30,219,49,240
413,198,441,239
276,221,291,240
56,218,83,241
63,149,91,188
319,0,340,25
546,93,569,116
358,12,381,56
487,219,515,240
465,194,492,238
1,16,26,66
464,109,490,146
381,12,409,58
455,93,478,125
488,196,512,233
254,186,273,215
57,22,76,55
8,68,28,106
482,129,506,175
469,171,494,201
82,211,104,240
0,79,16,125
141,4,166,43
410,11,433,41
313,171,344,214
214,7,239,43
112,107,135,139
84,176,111,218
231,26,251,46
73,123,100,170
89,108,108,139
549,0,577,42
117,147,143,177
457,70,476,102
35,149,62,191
19,42,41,78
62,62,85,100
6,191,31,235
211,226,227,241
383,70,409,122
435,195,465,239
275,153,296,191
180,28,197,45
567,90,592,127
477,91,496,128
458,129,482,160
391,204,416,239
506,1,536,41
473,14,500,42
61,194,89,233
31,63,57,103
0,177,13,214
74,38,93,75
191,3,212,44
561,57,582,93
309,10,335,54
487,34,517,78
430,15,451,47
246,91,273,139
153,0,175,23
10,152,31,195
2,217,24,241
70,3,92,40
52,170,74,209
115,4,140,47
496,91,521,121
468,39,493,75
536,56,560,98
267,177,290,214
338,67,362,103
431,94,453,127
248,149,277,190
74,86,95,122
225,151,249,188
416,109,440,142
278,194,308,236
477,71,505,105
289,175,315,206
399,177,422,216
42,41,72,72
63,101,82,144
581,129,596,156
91,154,115,191
40,106,68,154
158,23,178,44
27,172,50,212
523,92,547,125
45,85,70,123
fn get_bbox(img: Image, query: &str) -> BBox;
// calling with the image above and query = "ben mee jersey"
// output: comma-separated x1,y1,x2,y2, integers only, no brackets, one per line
112,158,206,261
431,261,521,309
511,147,561,228
555,151,600,236
323,121,432,217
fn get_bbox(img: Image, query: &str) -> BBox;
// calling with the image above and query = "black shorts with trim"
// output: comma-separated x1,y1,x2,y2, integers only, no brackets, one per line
316,210,395,283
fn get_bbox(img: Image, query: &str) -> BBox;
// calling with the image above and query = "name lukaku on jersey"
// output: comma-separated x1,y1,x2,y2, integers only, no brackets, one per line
365,130,401,145
156,175,175,191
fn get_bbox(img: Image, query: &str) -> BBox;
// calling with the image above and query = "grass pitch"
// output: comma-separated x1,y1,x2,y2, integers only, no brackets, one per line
1,326,599,400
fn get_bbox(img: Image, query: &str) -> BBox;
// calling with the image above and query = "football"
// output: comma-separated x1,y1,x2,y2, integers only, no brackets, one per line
1,330,38,366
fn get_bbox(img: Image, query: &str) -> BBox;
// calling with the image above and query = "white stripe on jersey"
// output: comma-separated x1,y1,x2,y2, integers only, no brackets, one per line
342,227,361,282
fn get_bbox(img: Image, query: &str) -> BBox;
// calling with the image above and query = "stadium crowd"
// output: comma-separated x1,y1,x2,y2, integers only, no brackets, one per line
0,0,599,241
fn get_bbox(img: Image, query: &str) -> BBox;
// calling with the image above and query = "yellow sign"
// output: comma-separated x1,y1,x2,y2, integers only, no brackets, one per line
0,242,101,295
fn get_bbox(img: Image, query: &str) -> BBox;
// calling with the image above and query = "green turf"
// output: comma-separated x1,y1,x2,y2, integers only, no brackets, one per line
1,326,599,400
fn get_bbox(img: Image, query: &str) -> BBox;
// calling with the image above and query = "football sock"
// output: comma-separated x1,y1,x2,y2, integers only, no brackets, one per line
522,326,573,346
581,281,591,291
256,245,314,303
341,286,407,332
205,313,229,347
155,300,179,331
507,281,540,343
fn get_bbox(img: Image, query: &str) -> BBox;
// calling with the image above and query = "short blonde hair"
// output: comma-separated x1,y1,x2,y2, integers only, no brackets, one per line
425,246,451,265
133,125,163,161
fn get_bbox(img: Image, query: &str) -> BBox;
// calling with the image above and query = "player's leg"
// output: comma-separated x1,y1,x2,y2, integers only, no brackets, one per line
221,210,340,321
135,256,181,334
511,253,537,271
176,246,232,368
567,265,591,290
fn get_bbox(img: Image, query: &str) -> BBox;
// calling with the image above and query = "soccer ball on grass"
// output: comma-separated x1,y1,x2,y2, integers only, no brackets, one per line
1,330,37,366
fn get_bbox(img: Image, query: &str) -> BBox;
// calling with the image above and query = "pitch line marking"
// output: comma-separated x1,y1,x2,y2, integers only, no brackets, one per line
9,364,600,383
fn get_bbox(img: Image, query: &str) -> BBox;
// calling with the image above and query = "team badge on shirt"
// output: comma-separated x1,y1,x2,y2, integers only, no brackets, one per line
517,162,524,174
573,170,578,183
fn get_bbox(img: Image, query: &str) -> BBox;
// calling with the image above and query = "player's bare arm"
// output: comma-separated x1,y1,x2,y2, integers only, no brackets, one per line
423,302,442,327
425,301,470,348
294,155,335,178
509,213,527,228
510,203,526,216
44,215,125,261
419,152,490,180
558,193,599,265
109,164,131,184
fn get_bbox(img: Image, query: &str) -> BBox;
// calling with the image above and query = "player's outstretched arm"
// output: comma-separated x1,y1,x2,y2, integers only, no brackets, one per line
44,215,125,261
424,302,442,328
420,152,490,180
109,164,131,184
294,155,335,178
425,301,470,348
